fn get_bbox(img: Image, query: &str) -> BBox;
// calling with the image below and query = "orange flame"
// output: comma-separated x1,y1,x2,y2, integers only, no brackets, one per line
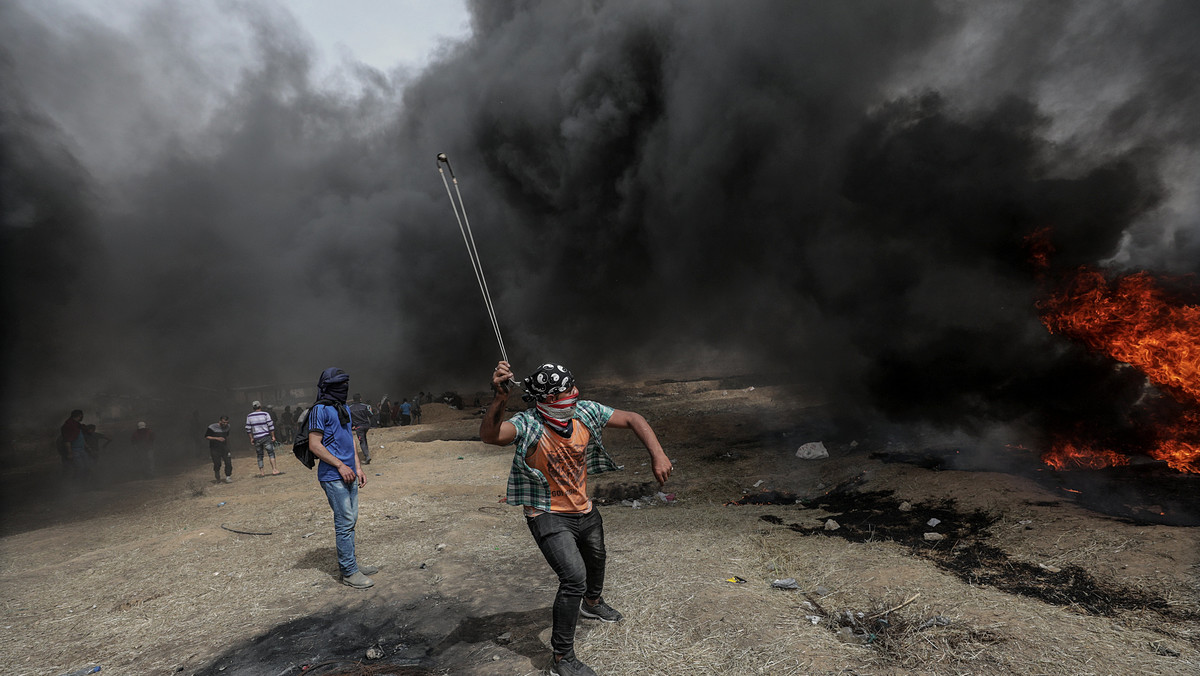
1036,262,1200,474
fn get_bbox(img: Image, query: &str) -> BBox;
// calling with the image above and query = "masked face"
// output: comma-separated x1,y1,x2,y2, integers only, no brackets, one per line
536,387,579,432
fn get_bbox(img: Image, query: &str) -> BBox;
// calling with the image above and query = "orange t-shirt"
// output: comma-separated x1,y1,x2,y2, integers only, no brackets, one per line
524,420,592,515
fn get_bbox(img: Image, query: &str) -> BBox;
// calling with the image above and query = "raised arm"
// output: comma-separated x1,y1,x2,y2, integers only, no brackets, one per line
480,361,517,446
606,409,672,485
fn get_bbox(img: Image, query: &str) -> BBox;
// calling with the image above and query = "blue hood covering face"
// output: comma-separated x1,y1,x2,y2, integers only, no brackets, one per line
317,367,350,404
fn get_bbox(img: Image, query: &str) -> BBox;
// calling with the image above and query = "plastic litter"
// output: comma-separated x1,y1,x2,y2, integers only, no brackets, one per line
61,667,100,676
725,576,747,584
926,518,941,527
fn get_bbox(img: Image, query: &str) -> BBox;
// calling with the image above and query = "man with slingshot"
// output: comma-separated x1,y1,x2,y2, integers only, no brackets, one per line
480,361,673,676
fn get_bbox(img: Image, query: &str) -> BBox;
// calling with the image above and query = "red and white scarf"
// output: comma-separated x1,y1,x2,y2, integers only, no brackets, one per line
536,394,578,436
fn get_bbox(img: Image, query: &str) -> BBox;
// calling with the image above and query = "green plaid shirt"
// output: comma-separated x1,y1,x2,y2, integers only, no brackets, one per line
505,399,621,511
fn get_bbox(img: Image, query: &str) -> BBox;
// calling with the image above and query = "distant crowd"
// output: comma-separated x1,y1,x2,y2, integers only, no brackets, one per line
53,390,453,482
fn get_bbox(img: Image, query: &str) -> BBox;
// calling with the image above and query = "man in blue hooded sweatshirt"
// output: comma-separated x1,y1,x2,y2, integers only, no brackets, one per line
306,367,379,589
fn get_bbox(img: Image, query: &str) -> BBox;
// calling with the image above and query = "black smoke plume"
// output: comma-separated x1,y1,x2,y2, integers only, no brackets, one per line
2,0,1198,453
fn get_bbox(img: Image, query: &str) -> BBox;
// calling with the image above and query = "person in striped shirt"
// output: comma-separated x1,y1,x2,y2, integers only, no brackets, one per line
480,361,672,676
245,400,279,476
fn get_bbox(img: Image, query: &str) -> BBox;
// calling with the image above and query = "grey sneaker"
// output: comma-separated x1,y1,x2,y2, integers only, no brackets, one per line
342,571,374,589
358,564,380,576
579,597,623,623
223,476,233,483
550,651,596,676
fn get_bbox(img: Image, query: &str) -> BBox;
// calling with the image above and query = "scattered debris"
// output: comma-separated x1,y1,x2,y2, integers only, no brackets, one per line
916,615,952,630
365,646,384,660
771,578,800,590
836,625,874,644
898,501,912,512
435,543,446,551
796,441,829,460
923,532,945,542
1038,563,1062,574
805,615,822,625
1151,641,1181,657
753,479,764,487
726,576,747,584
926,518,941,527
495,632,512,644
220,524,272,536
825,519,841,531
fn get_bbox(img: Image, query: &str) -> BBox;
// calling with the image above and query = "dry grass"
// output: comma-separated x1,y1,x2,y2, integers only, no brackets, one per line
0,384,1197,675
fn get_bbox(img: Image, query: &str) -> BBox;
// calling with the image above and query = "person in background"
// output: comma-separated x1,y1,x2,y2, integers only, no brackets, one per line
480,362,673,676
245,400,279,476
411,394,422,425
378,395,391,427
347,393,374,465
205,416,233,483
398,398,412,426
59,409,89,476
306,368,379,589
130,421,155,475
282,405,295,444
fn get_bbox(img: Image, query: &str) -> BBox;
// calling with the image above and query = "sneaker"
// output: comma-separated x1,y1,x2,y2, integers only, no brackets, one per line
224,476,233,483
550,651,596,676
358,564,380,576
342,571,374,589
579,597,623,623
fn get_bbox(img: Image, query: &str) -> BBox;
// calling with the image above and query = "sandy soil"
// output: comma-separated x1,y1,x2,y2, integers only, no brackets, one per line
1,375,1197,675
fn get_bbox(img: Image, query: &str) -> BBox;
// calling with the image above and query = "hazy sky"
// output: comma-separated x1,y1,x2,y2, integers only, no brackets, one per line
53,0,473,73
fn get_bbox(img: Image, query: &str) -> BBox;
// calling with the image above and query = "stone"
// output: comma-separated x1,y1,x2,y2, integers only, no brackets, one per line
795,442,829,460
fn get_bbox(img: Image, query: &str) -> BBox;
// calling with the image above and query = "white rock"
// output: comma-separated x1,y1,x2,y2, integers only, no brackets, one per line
366,646,384,660
926,518,941,527
898,501,913,512
795,442,829,460
824,519,840,531
923,532,945,542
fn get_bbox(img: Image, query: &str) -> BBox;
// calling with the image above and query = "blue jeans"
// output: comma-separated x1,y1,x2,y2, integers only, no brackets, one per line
526,509,607,656
320,479,360,577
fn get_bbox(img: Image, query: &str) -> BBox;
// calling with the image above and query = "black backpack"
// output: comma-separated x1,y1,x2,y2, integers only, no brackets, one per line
292,405,316,469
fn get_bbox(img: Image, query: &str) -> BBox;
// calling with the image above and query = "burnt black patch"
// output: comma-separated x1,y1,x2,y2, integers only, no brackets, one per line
761,490,1186,619
193,594,553,675
735,490,800,506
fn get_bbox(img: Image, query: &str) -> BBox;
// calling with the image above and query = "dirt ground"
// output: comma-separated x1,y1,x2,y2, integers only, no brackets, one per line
1,374,1197,676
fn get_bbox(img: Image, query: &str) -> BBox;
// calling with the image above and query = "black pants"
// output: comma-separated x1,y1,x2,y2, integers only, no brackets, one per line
353,427,371,461
526,509,607,656
210,447,232,477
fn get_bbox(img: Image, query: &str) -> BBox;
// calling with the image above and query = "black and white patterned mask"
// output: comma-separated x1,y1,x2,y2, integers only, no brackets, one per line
522,363,576,401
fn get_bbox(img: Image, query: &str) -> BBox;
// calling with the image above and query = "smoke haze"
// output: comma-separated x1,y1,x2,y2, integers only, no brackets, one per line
3,0,1198,444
